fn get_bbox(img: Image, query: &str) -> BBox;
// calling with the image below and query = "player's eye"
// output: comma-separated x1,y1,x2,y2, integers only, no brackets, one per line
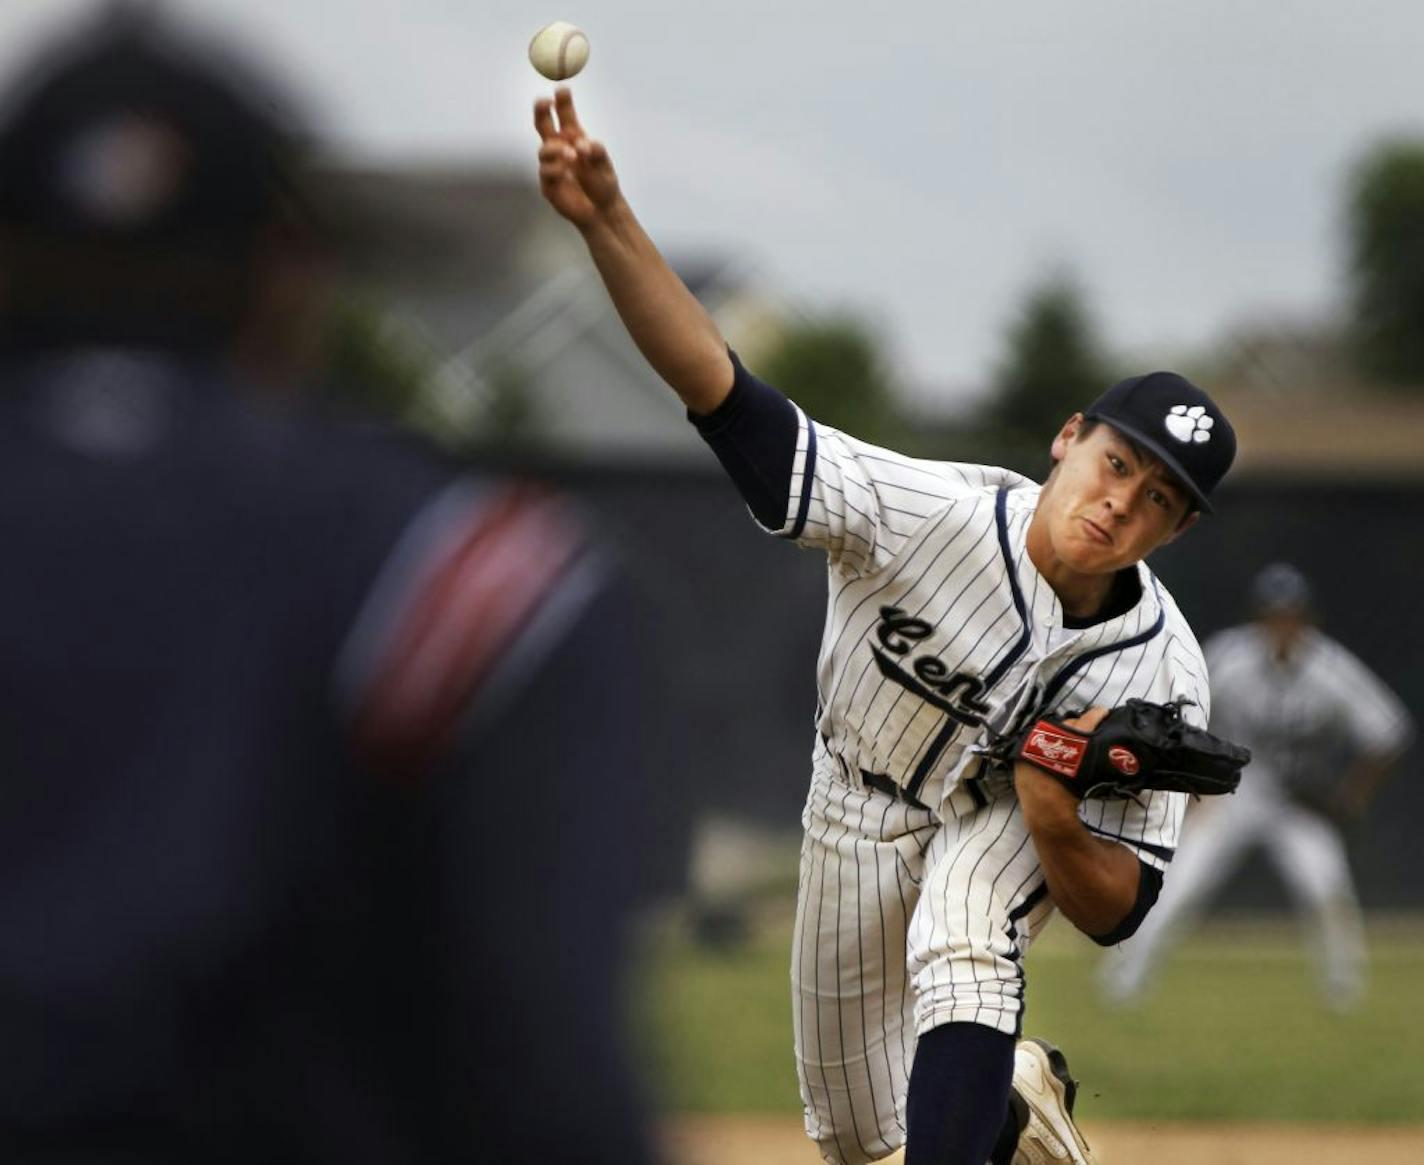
1107,454,1126,474
1147,488,1169,508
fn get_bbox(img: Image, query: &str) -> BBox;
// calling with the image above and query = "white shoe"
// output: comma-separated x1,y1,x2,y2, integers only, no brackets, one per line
1010,1038,1098,1165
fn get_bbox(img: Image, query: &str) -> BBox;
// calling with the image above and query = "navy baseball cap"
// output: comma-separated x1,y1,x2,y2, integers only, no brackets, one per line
1250,563,1313,615
1083,371,1237,513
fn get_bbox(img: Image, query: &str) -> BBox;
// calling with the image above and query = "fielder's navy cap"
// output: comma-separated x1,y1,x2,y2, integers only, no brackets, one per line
1250,563,1312,614
1083,370,1237,513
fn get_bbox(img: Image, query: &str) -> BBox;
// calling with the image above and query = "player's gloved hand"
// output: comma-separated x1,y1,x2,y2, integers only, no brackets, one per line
534,87,622,230
984,698,1250,802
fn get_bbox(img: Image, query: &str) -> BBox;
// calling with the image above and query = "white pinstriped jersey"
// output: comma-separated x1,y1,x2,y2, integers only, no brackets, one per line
761,407,1211,872
1203,624,1413,794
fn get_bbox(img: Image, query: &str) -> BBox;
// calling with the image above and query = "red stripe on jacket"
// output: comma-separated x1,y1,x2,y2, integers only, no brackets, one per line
353,485,585,780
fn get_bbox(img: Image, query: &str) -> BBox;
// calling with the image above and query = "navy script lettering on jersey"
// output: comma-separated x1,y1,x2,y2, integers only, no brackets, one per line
872,605,991,727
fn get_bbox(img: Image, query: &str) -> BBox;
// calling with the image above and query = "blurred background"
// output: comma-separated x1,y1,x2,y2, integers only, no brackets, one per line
6,1,1422,1159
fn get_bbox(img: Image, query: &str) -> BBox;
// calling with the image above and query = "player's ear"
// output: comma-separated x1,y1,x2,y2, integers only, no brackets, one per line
1049,413,1086,464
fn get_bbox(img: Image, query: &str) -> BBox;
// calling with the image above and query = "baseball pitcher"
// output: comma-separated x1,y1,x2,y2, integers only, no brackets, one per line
533,87,1245,1165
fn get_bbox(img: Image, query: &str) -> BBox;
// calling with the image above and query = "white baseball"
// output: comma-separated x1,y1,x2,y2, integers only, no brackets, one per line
528,21,590,81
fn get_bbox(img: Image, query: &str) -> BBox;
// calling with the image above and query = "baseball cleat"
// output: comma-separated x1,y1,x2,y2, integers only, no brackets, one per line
1011,1037,1098,1165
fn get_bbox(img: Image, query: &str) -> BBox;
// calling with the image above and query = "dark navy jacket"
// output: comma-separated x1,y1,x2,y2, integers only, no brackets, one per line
0,350,650,1163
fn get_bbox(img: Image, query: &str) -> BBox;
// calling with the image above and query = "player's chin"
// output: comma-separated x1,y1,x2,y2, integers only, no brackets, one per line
1057,538,1129,576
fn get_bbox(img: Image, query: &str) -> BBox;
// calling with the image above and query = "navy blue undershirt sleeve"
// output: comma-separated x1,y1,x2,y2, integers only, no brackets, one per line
1091,858,1164,946
688,349,800,530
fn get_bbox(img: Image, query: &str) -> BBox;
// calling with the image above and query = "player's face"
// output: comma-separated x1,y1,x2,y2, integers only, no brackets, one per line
1038,416,1197,575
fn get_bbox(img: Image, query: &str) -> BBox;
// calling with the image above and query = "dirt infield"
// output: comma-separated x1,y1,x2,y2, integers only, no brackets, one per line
663,1114,1424,1164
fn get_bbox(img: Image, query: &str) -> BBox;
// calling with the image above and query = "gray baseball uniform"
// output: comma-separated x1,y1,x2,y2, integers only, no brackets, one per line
1103,621,1412,1009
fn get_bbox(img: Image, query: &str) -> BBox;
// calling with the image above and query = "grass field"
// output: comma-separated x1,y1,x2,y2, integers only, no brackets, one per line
636,908,1424,1123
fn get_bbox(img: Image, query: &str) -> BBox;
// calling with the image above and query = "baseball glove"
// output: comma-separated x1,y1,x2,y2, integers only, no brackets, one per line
983,698,1250,802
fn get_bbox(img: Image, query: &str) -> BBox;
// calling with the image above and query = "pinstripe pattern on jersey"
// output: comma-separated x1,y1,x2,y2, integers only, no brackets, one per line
1041,582,1167,706
983,489,1034,688
770,418,1209,871
903,487,1036,799
795,764,1069,1160
1084,824,1175,862
774,404,1030,571
1004,882,1053,1035
1038,608,1202,871
795,745,933,1165
770,410,1217,1161
908,793,1057,1039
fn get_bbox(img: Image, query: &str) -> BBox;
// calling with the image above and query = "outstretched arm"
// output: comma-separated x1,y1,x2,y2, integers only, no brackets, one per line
533,90,957,575
534,87,733,415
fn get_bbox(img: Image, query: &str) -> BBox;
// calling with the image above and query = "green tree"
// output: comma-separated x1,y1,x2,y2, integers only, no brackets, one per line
974,271,1115,476
755,314,907,447
470,356,543,449
321,294,437,422
1346,138,1424,385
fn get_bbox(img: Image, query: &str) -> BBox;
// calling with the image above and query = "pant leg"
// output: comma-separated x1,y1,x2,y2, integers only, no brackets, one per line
1265,805,1367,1007
1100,795,1265,1001
906,793,1057,1039
793,752,939,1165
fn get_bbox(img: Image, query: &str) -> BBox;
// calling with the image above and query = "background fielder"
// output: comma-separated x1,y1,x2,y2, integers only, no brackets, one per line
533,87,1240,1165
1101,563,1414,1011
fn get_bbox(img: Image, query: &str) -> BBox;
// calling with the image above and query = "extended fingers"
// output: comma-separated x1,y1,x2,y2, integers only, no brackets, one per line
535,90,614,216
553,86,582,137
536,90,590,152
538,137,576,186
573,138,618,190
533,97,557,142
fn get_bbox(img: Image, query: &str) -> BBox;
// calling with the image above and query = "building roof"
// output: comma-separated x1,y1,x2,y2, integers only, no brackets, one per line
1208,320,1424,479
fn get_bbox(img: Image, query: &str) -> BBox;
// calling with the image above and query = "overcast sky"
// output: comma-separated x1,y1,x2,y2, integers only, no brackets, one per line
6,1,1424,405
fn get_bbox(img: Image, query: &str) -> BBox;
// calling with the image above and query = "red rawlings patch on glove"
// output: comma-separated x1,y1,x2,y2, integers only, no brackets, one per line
1020,721,1089,779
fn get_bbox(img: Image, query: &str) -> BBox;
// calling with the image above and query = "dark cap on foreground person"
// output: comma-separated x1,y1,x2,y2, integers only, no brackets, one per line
1084,370,1238,512
0,4,318,351
0,8,306,241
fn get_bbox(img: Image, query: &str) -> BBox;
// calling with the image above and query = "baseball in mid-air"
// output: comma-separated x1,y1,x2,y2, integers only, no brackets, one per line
528,21,590,81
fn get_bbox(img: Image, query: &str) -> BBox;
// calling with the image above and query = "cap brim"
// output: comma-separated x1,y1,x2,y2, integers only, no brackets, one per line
1085,412,1215,514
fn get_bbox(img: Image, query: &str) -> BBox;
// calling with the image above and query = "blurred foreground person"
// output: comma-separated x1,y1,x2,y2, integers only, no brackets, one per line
1101,564,1413,1011
0,10,652,1162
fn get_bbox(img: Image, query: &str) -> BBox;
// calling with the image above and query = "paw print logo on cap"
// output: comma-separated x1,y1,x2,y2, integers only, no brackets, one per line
1164,404,1214,444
